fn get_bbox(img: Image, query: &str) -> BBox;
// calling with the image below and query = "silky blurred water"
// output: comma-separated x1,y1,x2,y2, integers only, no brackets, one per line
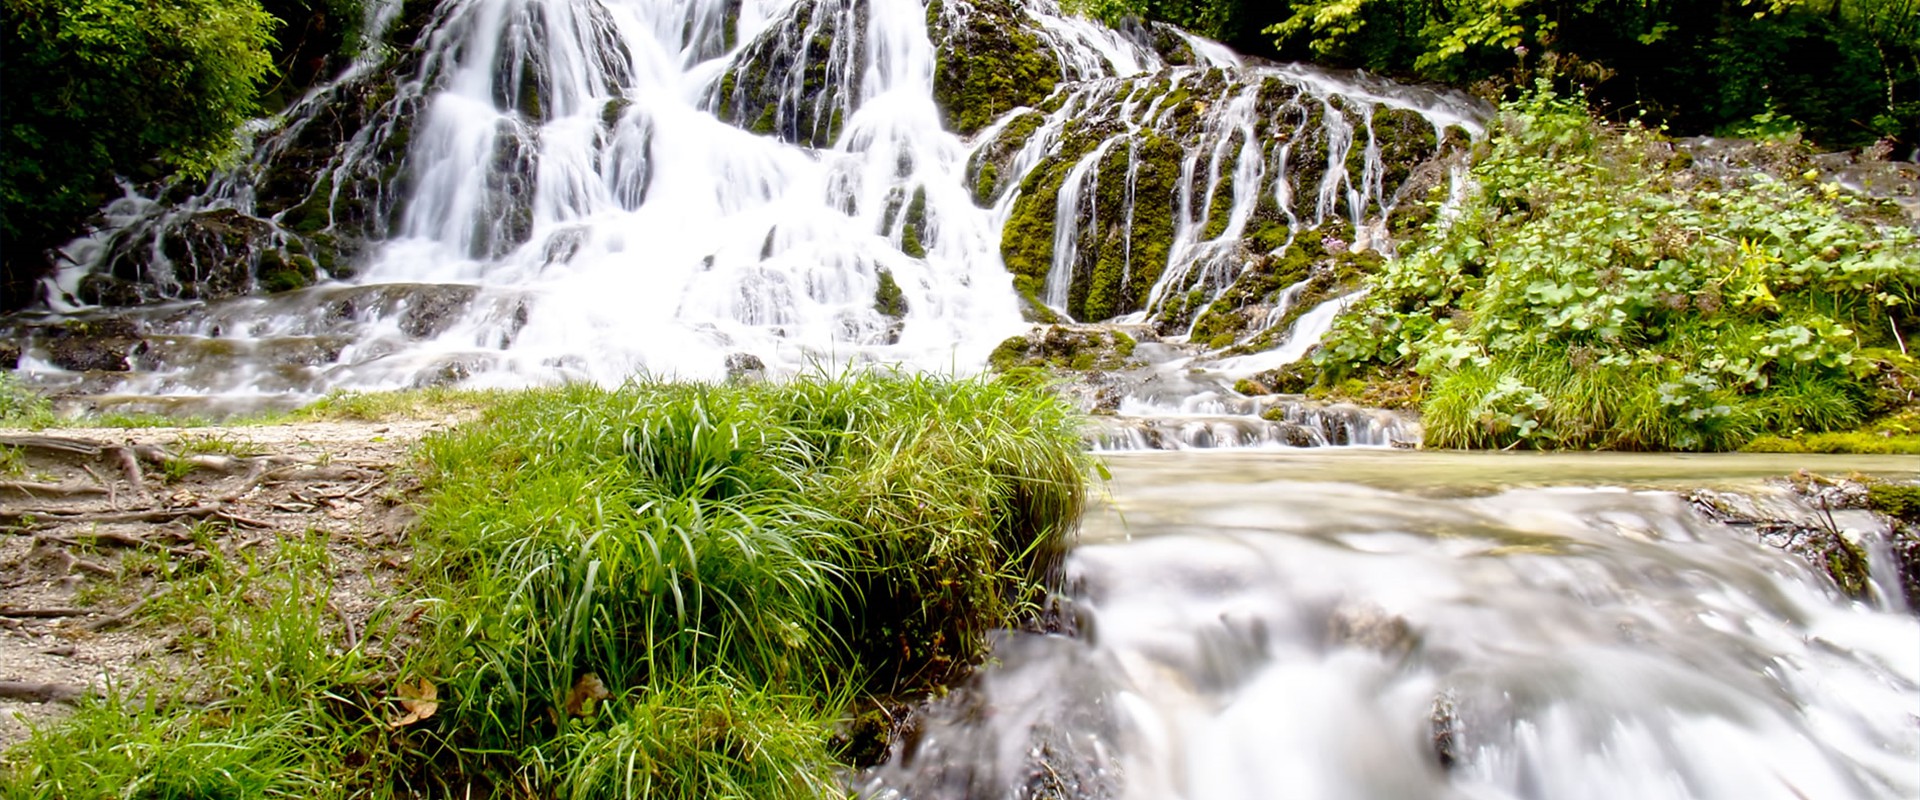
859,452,1920,800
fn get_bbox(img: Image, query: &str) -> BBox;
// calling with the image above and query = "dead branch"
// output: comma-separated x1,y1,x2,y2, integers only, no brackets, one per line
79,464,117,508
2,504,271,529
114,445,147,498
0,681,88,705
0,480,108,497
0,435,104,456
0,608,93,619
28,542,115,577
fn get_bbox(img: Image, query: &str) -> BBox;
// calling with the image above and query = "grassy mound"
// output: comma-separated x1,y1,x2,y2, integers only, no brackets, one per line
1,373,1092,798
1316,83,1919,451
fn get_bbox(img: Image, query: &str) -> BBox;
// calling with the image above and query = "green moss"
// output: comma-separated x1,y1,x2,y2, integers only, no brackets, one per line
931,0,1059,136
988,326,1138,373
255,250,319,294
280,173,333,236
901,187,929,259
1867,482,1920,521
968,110,1045,206
873,269,908,318
601,97,632,129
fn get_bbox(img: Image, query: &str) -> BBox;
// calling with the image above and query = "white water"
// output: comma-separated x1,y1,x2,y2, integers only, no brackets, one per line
860,453,1920,799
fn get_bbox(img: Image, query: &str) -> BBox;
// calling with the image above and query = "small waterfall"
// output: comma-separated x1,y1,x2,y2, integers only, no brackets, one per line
857,455,1920,799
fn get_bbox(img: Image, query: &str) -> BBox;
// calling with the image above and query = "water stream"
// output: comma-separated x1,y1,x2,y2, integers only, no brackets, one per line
859,451,1920,799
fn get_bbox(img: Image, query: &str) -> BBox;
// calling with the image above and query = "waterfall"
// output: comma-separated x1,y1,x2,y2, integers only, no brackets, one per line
5,0,1484,409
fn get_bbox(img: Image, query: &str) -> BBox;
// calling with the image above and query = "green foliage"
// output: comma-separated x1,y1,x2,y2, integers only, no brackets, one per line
0,373,56,428
1318,85,1920,451
1080,0,1916,150
408,373,1090,792
1,0,279,305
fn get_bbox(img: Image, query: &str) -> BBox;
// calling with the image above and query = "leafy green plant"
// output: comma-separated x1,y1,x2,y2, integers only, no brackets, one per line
1319,82,1919,450
2,0,279,307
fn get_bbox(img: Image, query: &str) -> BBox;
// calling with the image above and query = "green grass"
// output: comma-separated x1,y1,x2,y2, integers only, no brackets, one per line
407,372,1090,794
0,373,55,429
288,386,509,422
1,374,1093,798
0,534,398,799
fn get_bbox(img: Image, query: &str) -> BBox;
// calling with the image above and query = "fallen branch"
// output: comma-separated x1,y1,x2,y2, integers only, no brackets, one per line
28,542,115,577
0,480,108,497
2,503,271,529
0,608,93,619
114,445,147,499
0,681,88,705
0,435,104,456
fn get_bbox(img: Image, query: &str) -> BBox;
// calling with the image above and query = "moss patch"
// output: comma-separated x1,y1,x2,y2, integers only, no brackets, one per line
930,0,1060,136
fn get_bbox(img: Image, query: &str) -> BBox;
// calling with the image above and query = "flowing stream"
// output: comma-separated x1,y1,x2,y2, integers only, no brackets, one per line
860,451,1920,799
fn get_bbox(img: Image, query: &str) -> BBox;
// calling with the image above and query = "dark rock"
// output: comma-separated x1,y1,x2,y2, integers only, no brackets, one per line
153,209,277,301
75,273,147,307
725,352,767,381
0,341,19,370
42,317,141,372
398,286,479,340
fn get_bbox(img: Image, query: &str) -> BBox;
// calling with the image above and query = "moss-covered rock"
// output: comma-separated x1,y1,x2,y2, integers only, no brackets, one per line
874,268,908,318
988,325,1140,373
1868,482,1920,522
712,0,862,148
929,0,1061,136
967,110,1046,206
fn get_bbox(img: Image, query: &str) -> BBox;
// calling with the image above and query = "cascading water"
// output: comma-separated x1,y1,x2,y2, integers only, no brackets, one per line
8,0,1480,423
858,452,1920,800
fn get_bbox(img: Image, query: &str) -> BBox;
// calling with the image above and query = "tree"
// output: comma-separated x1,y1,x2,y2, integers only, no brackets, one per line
1,0,278,309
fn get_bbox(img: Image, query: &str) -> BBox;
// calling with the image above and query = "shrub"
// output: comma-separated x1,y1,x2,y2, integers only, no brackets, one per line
1317,83,1920,450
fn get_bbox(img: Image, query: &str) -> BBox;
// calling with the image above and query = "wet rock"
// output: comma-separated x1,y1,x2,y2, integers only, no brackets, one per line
1430,690,1461,771
1327,603,1417,659
398,286,479,340
724,352,766,381
39,317,142,373
75,273,147,307
713,0,865,147
0,341,18,370
158,209,278,301
989,325,1142,373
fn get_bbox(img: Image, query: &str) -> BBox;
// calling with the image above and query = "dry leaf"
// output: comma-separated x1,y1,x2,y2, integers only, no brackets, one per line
565,673,611,717
389,677,438,728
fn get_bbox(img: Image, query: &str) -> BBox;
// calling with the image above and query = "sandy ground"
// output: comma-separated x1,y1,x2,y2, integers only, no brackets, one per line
0,419,454,747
